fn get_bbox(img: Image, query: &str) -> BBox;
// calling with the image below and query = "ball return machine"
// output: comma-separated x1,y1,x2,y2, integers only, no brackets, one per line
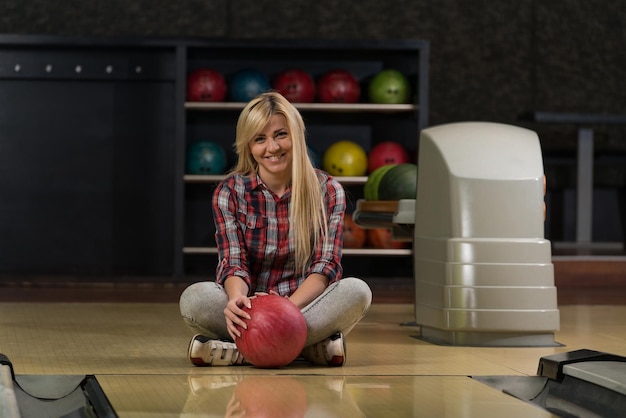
354,122,560,347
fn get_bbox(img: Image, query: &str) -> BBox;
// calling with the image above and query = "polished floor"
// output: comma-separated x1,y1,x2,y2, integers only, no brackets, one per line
1,294,626,417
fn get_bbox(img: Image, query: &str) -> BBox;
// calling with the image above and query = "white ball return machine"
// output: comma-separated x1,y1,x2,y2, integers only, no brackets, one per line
354,122,560,346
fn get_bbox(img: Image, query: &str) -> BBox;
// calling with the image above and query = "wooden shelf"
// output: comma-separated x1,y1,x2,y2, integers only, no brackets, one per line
179,39,429,277
183,174,224,183
184,174,367,185
183,247,218,254
185,102,417,113
342,248,412,256
184,246,411,256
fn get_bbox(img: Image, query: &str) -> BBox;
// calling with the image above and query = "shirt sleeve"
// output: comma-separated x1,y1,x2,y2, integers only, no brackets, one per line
212,180,251,287
307,175,346,283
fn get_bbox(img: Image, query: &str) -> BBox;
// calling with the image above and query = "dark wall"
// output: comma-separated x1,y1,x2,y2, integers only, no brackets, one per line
1,0,625,149
0,0,624,249
0,77,176,276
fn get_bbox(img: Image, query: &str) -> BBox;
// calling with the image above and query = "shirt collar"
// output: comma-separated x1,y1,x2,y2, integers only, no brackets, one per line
243,173,263,193
245,173,293,199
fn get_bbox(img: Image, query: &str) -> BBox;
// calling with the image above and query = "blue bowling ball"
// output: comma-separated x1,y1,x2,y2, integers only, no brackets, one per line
307,144,321,168
228,69,271,102
187,141,227,174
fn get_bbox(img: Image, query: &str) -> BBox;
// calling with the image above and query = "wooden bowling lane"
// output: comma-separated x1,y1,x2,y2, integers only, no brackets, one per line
0,303,556,377
1,302,625,417
96,374,557,417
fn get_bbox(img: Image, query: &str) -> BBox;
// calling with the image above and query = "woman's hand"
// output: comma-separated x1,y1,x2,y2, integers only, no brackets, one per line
224,294,252,341
224,292,293,340
254,290,286,298
223,276,253,340
288,273,328,309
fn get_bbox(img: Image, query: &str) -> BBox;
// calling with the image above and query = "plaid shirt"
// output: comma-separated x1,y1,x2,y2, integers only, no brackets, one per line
212,170,345,296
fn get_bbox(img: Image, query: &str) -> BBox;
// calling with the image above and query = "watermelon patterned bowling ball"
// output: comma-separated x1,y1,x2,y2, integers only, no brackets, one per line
186,141,227,174
364,164,397,200
377,163,418,200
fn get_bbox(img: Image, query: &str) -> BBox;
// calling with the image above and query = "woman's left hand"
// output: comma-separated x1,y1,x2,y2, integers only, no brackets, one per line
253,290,287,299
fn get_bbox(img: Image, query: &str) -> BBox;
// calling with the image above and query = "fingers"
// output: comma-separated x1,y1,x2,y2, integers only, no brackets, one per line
223,293,285,340
226,319,240,341
225,312,247,339
256,291,286,299
225,396,246,418
224,296,252,339
226,319,243,339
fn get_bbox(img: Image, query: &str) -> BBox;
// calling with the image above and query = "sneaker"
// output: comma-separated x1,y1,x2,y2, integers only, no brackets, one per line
188,375,241,395
188,335,247,366
301,332,346,367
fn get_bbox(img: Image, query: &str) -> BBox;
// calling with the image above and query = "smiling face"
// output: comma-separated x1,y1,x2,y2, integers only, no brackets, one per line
249,114,293,184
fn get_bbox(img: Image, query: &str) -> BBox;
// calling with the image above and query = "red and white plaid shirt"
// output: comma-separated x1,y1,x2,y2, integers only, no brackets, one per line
212,170,345,296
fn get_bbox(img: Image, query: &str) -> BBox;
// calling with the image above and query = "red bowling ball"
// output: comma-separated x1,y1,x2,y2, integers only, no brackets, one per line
368,141,411,173
317,69,361,103
186,68,227,102
273,69,316,103
236,294,307,368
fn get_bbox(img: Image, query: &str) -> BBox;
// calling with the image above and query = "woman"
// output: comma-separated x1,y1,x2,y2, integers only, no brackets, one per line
179,91,372,367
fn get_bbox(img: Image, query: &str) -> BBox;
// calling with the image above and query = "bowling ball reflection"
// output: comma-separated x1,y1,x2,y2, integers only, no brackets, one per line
226,376,307,417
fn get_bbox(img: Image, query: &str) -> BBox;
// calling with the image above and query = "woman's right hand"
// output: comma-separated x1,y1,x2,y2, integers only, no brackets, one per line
224,294,252,341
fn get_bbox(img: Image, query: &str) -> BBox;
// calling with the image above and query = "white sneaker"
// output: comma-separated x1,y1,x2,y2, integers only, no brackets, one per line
188,335,247,366
301,332,346,367
188,375,240,395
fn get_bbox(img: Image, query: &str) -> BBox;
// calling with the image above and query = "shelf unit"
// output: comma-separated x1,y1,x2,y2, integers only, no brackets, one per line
185,102,417,112
176,39,429,277
181,174,413,258
0,36,428,277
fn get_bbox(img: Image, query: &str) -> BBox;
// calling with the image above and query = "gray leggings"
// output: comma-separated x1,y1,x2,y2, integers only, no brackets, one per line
179,277,372,347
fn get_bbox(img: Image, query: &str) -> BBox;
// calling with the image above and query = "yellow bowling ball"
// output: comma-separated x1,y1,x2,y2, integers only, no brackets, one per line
322,140,368,177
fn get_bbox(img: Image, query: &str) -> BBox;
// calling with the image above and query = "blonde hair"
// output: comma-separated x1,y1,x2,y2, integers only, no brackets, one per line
232,92,327,276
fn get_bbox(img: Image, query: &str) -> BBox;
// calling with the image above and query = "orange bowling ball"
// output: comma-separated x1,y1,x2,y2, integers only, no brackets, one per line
367,228,406,249
343,214,367,248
